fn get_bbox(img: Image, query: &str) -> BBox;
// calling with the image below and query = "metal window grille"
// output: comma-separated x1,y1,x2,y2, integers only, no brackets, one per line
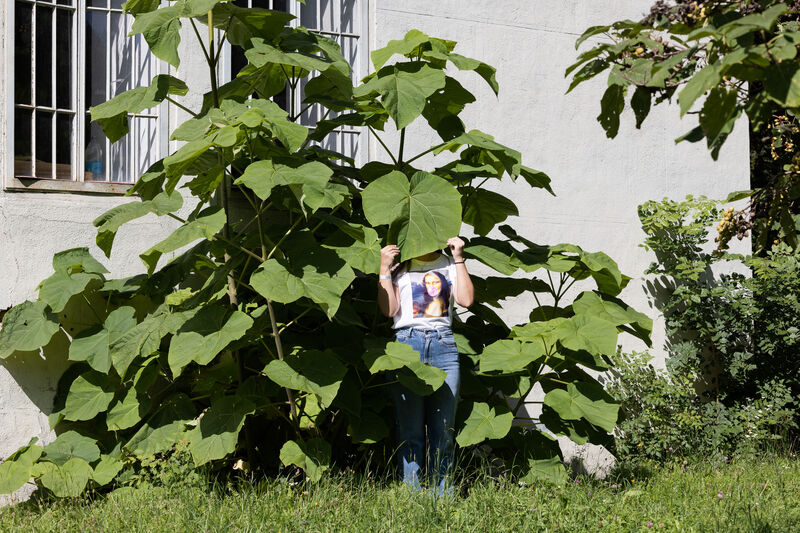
225,0,367,165
12,0,166,185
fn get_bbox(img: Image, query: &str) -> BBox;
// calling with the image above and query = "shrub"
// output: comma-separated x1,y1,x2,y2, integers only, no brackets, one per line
609,197,799,461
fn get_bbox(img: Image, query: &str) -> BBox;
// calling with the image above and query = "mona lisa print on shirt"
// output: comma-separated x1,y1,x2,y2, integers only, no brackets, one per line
410,270,452,318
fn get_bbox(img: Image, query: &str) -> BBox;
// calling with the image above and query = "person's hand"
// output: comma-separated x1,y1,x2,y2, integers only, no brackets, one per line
447,237,465,261
380,245,400,274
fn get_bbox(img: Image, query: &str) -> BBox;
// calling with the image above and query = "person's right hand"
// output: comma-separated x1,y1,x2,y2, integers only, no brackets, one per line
380,245,400,273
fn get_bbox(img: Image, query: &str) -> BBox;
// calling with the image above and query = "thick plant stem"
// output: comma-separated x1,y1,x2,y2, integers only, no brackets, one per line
267,299,300,425
398,127,406,166
205,12,256,467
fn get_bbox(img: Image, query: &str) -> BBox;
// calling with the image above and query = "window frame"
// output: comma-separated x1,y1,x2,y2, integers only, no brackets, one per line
3,1,169,195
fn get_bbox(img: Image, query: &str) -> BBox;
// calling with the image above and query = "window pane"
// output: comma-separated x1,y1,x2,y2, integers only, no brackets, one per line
14,108,33,177
110,12,131,97
301,1,318,29
111,0,125,9
85,118,107,181
110,125,130,182
35,5,54,107
88,0,108,7
342,0,355,33
272,0,288,12
133,117,159,179
134,33,155,87
15,2,32,105
56,0,75,5
86,11,107,107
35,110,53,178
56,8,73,110
56,113,73,180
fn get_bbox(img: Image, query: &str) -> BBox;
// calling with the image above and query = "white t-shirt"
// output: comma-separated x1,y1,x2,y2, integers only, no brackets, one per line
392,254,457,329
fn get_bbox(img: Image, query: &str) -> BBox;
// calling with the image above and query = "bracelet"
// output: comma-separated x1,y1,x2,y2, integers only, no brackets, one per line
454,260,465,264
379,274,392,280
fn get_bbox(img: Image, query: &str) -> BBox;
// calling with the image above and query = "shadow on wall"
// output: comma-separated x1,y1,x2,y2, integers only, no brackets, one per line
0,301,74,454
1,329,71,421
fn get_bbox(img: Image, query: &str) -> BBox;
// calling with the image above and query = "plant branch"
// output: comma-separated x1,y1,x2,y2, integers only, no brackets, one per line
397,128,406,166
266,299,300,425
165,97,197,118
267,216,304,261
189,18,212,65
405,142,445,165
368,126,398,165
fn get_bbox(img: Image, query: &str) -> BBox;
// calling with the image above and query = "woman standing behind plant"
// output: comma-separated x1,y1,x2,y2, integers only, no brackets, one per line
377,237,474,493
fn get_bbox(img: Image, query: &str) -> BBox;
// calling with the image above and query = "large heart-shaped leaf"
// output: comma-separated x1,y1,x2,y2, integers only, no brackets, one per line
324,224,382,275
0,440,43,494
91,455,124,487
456,401,514,447
91,74,188,141
124,394,196,457
234,160,332,208
543,381,619,433
263,350,346,407
362,171,461,259
462,188,519,236
463,238,519,276
63,371,116,422
106,358,157,431
250,232,355,317
362,340,446,393
42,431,101,466
478,339,545,374
93,190,183,258
279,438,331,482
168,307,253,377
35,458,94,497
140,206,226,274
362,340,419,373
0,301,60,359
355,62,446,129
52,248,109,275
129,0,223,67
571,291,652,345
371,29,432,70
69,307,137,374
106,388,149,432
188,395,255,466
552,315,618,357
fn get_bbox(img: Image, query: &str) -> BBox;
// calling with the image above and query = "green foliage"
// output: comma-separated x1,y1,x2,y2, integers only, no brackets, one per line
610,196,799,462
0,15,649,497
570,1,800,250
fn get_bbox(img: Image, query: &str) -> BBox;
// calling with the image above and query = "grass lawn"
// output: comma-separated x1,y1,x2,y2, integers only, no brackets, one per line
1,457,798,532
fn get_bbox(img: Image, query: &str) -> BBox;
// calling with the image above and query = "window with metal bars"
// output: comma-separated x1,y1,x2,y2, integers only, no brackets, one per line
225,0,367,165
10,0,166,191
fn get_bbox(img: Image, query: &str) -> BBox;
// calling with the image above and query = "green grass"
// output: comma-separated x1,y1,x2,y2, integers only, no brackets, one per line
1,458,799,532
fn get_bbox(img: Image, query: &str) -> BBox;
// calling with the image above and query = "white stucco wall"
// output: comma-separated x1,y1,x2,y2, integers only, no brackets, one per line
371,1,750,473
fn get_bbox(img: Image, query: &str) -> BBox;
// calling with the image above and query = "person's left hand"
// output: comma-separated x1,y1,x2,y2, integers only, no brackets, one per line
447,237,465,261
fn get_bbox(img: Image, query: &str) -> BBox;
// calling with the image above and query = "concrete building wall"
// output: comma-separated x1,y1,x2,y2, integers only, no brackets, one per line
0,0,750,500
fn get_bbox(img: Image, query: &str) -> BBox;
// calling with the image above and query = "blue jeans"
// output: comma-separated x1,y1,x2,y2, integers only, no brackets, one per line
391,327,460,492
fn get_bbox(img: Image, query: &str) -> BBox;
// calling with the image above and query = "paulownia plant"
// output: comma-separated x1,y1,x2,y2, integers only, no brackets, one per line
0,1,650,497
